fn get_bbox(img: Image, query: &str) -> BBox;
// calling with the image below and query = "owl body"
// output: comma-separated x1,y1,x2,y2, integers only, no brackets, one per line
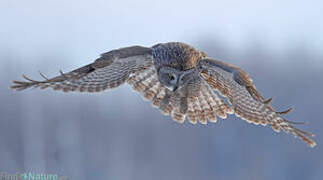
11,42,316,147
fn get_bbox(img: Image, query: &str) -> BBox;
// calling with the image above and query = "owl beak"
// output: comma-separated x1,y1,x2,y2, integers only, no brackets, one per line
167,85,178,92
172,86,178,92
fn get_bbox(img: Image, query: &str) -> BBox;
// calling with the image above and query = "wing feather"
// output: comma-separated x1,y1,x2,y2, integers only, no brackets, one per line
196,94,208,124
187,97,198,124
200,86,217,123
128,67,175,116
11,46,153,93
198,58,316,147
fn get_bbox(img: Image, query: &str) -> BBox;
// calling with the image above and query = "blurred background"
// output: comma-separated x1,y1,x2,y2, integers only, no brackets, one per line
0,0,322,179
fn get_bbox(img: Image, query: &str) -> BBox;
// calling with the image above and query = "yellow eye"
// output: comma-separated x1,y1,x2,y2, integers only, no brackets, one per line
168,73,175,80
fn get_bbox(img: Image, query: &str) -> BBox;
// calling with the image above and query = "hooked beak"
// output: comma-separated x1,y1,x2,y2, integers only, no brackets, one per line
167,85,178,92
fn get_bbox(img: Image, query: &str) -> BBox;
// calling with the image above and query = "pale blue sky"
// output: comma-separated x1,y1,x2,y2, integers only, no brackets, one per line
0,1,322,180
1,0,322,57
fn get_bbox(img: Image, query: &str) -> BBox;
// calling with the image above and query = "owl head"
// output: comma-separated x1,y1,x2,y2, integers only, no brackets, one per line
152,42,204,91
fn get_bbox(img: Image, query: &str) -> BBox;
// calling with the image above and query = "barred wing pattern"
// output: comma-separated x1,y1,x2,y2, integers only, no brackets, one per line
127,66,233,125
11,46,153,92
197,58,316,147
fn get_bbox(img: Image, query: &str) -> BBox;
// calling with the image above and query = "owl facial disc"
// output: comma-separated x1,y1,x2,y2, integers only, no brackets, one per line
157,67,195,92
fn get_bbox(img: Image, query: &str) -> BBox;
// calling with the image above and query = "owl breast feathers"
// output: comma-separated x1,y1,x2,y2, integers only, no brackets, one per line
11,42,316,147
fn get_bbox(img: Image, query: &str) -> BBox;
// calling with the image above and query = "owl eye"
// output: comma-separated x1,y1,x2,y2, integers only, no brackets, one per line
168,73,175,80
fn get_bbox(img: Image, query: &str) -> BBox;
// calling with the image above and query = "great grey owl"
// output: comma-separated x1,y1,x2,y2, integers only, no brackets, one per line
11,42,316,147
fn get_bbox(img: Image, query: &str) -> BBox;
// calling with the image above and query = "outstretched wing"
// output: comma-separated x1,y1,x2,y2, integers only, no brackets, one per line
197,58,316,147
11,46,153,92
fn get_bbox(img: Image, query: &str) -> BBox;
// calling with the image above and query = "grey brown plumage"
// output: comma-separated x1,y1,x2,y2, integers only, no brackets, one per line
12,46,152,92
11,42,316,147
198,58,316,147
